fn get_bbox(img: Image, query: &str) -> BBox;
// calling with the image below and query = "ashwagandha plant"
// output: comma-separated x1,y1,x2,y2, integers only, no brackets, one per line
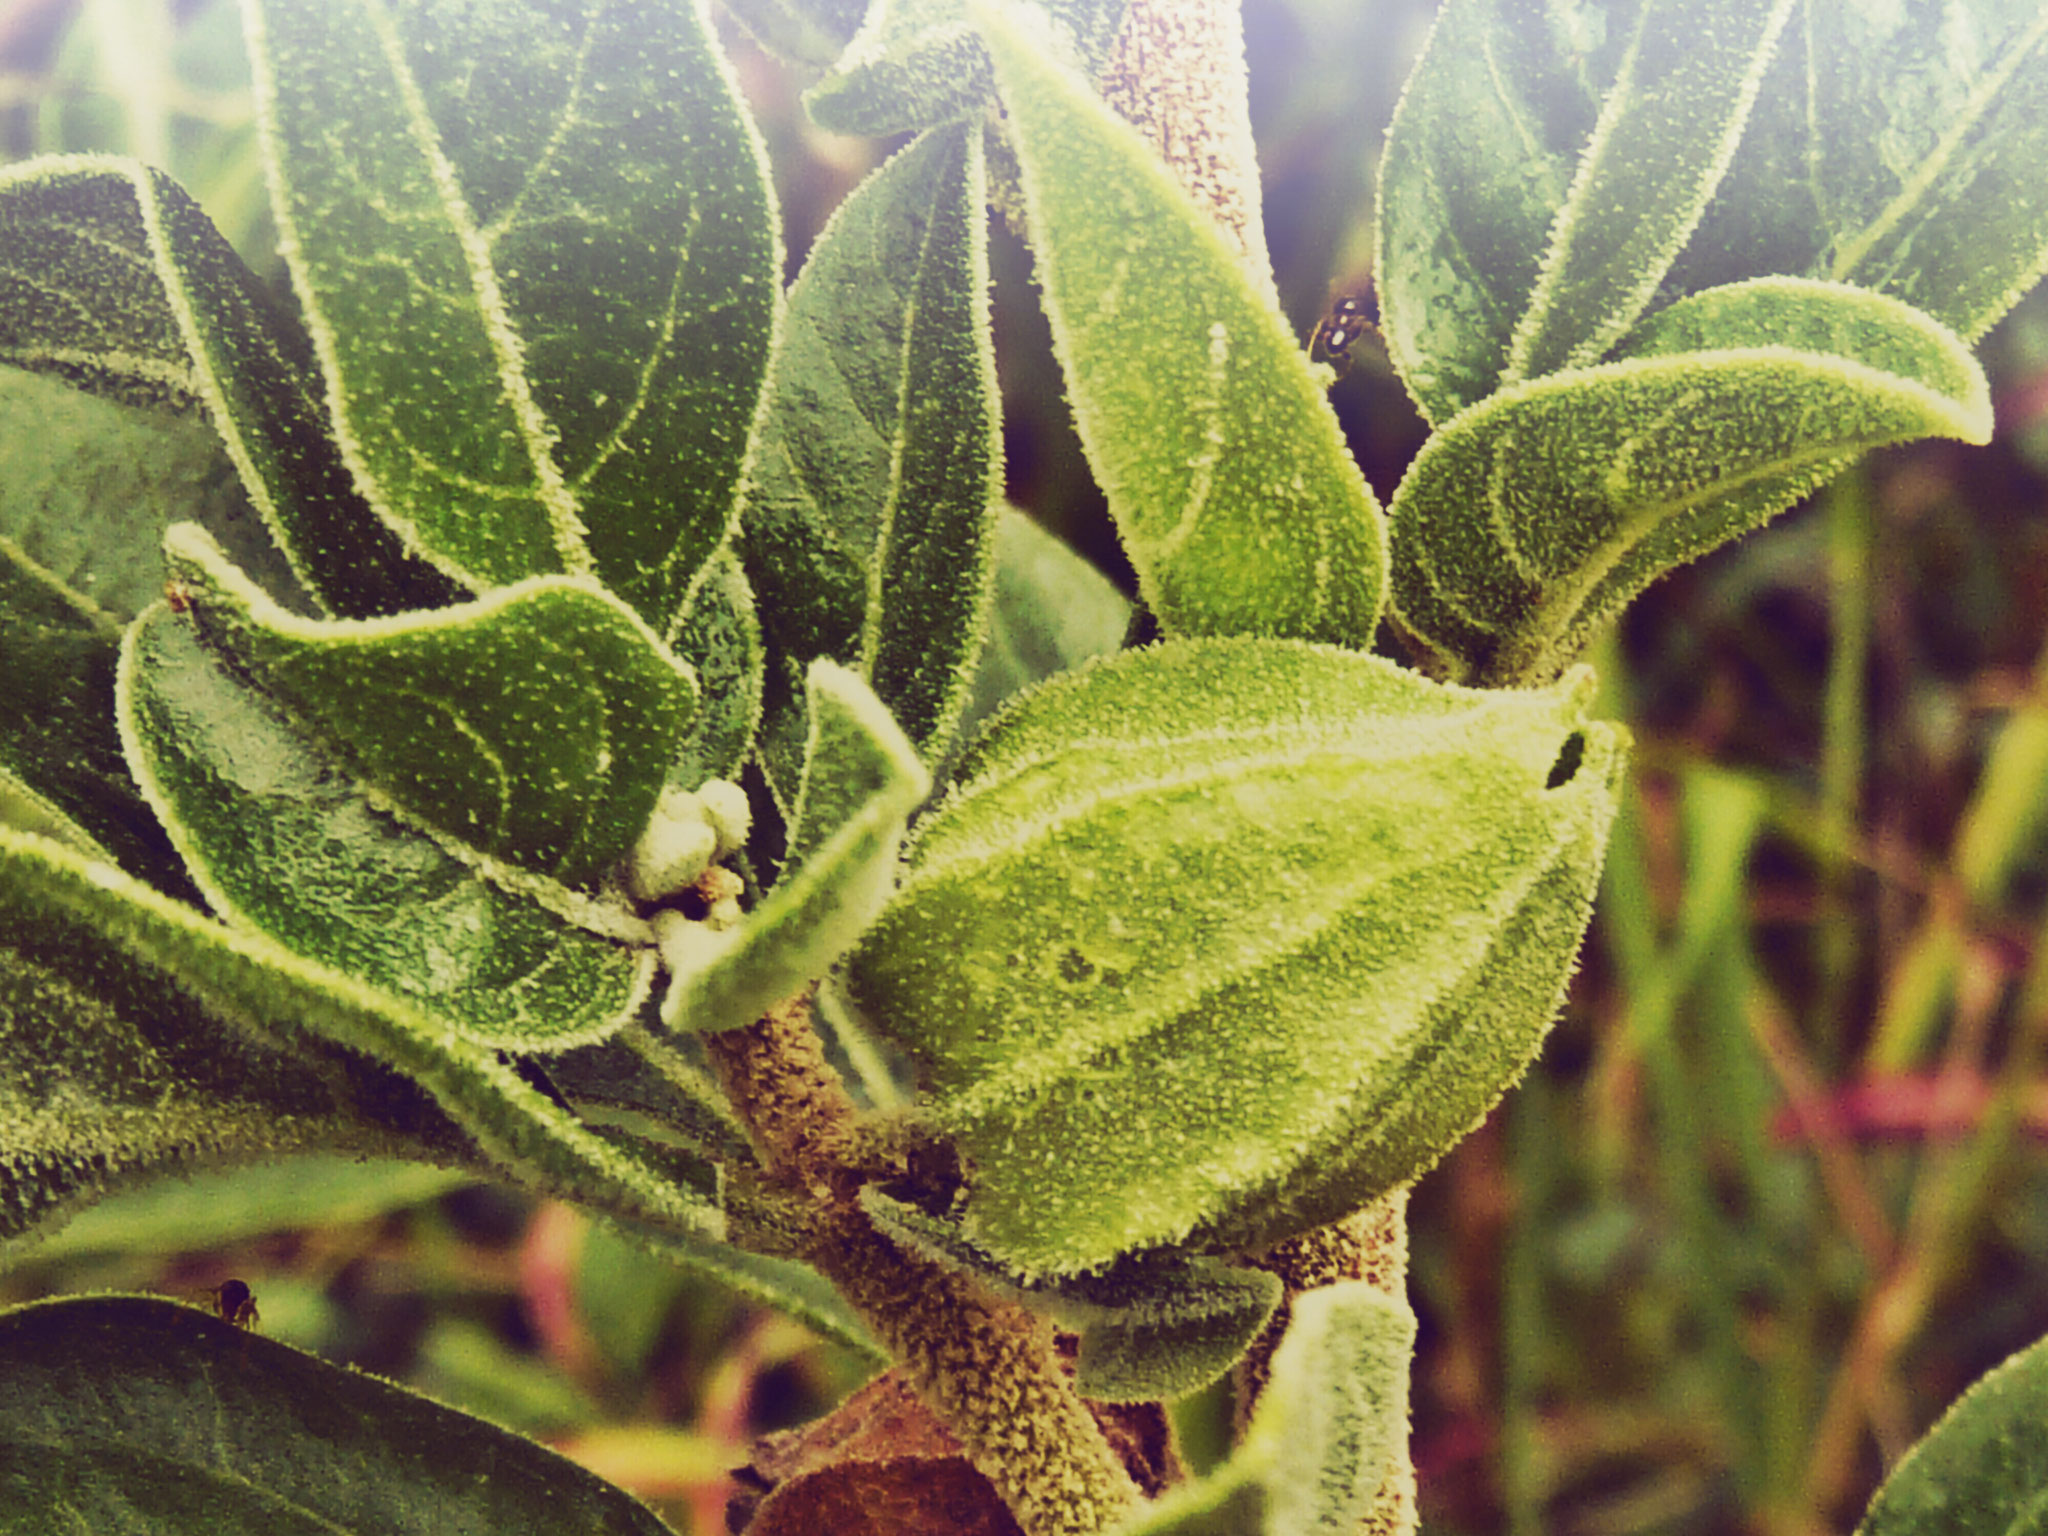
3,0,2047,1531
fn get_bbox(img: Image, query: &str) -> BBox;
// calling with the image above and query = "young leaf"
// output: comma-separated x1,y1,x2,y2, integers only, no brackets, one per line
118,604,658,1053
0,828,471,1252
805,0,1127,136
0,1294,677,1535
668,549,764,790
1856,1327,2048,1536
242,0,778,627
0,154,459,617
1,824,722,1239
1500,0,1796,386
1671,2,2048,344
1374,0,1620,425
741,122,999,813
163,523,698,887
975,1,1387,649
861,1190,1280,1401
845,638,1626,1274
661,662,929,1034
1389,279,1992,686
1111,1281,1415,1536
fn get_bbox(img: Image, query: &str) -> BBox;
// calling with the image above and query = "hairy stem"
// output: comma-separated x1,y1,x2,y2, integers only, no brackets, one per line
705,993,1142,1536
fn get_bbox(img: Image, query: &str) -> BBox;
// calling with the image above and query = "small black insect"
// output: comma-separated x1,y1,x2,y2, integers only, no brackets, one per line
212,1278,259,1329
1309,292,1378,377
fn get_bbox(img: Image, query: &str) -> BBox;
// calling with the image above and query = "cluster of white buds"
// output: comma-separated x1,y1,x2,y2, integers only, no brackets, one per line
626,779,750,909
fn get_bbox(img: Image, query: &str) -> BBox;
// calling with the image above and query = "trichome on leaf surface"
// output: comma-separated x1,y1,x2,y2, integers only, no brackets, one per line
2,0,2046,1533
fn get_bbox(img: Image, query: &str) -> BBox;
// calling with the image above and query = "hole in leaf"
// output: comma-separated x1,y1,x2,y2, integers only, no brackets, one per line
1058,947,1096,984
1546,731,1586,789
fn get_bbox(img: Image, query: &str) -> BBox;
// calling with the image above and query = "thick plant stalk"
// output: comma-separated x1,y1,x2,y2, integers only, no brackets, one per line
705,994,1142,1536
1234,1188,1418,1536
1098,0,1277,304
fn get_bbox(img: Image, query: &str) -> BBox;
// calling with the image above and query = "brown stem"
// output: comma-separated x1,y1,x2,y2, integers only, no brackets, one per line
705,993,1142,1536
1233,1188,1418,1536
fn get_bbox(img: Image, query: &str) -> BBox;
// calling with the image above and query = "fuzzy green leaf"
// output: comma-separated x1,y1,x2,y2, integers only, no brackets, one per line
0,824,721,1239
1112,1282,1415,1536
1856,1328,2048,1536
661,662,929,1033
805,0,1126,136
0,537,188,893
1499,0,1795,386
0,155,458,618
668,549,764,790
0,1294,677,1534
846,638,1625,1274
242,0,778,627
1390,278,1992,686
861,1190,1279,1400
959,506,1132,747
742,123,999,815
0,827,472,1253
976,1,1386,648
118,604,657,1052
163,524,698,887
722,0,867,67
1672,1,2048,343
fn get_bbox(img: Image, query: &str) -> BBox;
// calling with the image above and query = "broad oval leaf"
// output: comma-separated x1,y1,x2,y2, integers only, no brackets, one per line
243,0,778,627
0,828,468,1253
164,523,698,887
660,662,929,1034
1499,0,1795,387
1389,280,1992,687
1110,1281,1415,1536
861,1189,1280,1402
0,155,458,618
1670,1,2048,344
804,0,1127,136
740,121,999,814
117,603,657,1052
0,1294,676,1534
975,0,1387,649
1857,1328,2048,1536
668,549,764,790
845,638,1626,1274
0,824,722,1240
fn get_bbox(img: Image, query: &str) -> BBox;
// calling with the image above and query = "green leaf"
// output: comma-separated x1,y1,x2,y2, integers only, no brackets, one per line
164,523,698,887
1111,1282,1415,1536
1388,278,1992,686
118,603,658,1052
0,827,472,1253
242,0,778,627
805,0,1126,136
722,0,868,67
959,506,1132,748
0,1294,676,1534
861,1190,1279,1401
668,549,764,790
0,824,722,1239
1672,2,2048,344
661,662,929,1033
1499,0,1796,387
0,154,459,617
741,122,999,814
975,1,1386,648
846,638,1626,1274
17,1156,471,1264
1856,1328,2048,1536
0,537,189,893
1374,0,1621,426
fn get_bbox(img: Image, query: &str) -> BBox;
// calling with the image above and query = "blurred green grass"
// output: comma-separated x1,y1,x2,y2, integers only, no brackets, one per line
13,3,2048,1533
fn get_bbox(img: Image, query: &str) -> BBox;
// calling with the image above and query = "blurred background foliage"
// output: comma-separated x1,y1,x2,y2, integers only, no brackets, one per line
10,2,2048,1533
